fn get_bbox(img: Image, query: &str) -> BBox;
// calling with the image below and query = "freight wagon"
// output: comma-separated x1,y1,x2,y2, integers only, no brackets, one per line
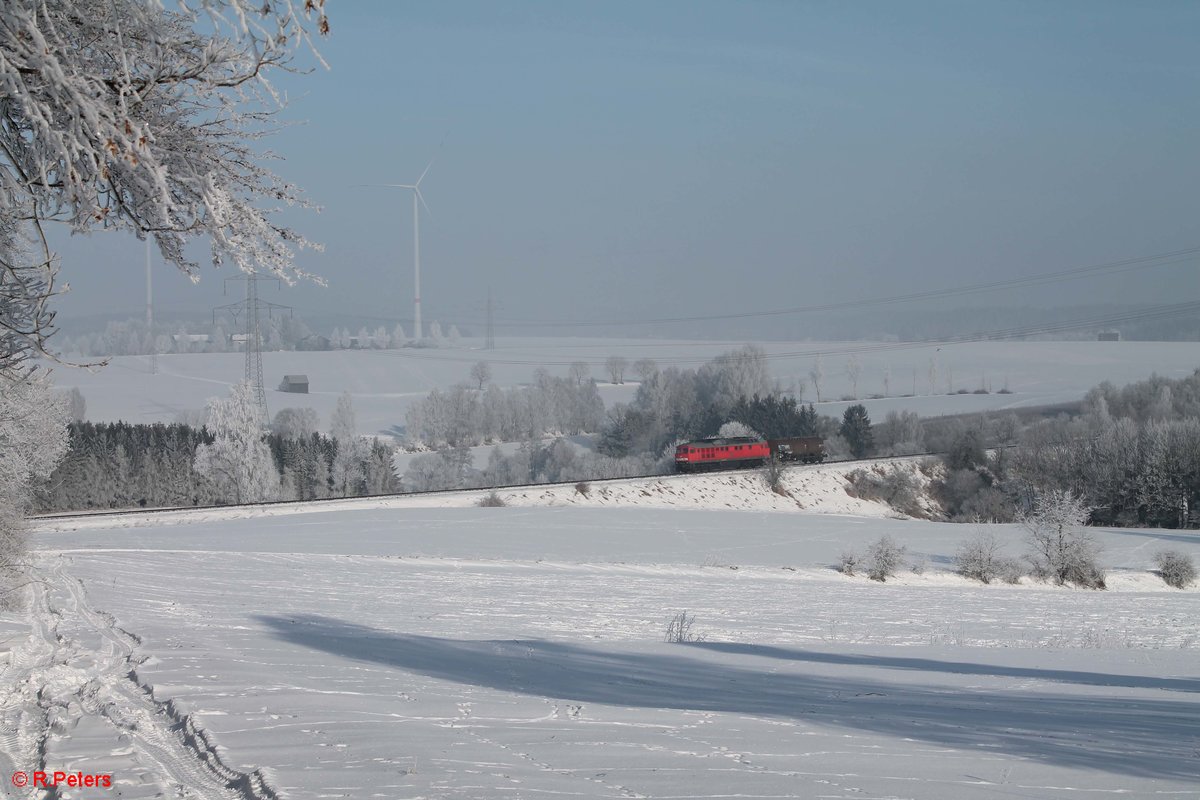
767,436,826,463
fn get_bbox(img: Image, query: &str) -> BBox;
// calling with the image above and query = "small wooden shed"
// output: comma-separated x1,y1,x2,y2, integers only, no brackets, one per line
279,374,309,393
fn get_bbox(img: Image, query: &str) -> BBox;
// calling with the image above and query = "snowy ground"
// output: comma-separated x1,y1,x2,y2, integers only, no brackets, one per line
45,338,1200,437
7,465,1199,799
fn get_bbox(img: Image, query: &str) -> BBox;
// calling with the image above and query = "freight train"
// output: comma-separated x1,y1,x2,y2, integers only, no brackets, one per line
673,436,826,473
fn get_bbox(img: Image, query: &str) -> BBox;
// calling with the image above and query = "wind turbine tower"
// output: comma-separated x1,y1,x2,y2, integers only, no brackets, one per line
363,159,434,340
145,238,157,375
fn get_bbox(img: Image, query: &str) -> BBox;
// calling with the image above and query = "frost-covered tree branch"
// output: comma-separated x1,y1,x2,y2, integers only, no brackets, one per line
0,0,328,373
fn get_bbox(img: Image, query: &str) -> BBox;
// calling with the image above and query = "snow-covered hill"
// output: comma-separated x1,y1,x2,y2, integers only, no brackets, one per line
11,456,1200,799
33,458,929,533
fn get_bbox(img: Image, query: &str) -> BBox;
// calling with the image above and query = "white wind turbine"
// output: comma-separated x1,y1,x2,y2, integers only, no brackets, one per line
362,158,434,340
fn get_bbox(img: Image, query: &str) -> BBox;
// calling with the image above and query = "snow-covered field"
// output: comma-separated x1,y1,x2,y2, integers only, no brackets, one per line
7,465,1199,799
47,338,1200,437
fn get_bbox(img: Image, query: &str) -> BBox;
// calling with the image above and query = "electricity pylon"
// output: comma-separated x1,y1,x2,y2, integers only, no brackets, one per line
214,274,290,425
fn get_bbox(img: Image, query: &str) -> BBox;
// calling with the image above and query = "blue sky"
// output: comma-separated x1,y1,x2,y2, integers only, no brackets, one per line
51,1,1200,335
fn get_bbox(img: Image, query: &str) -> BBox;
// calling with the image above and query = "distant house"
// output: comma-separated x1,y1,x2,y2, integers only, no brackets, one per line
279,374,309,393
297,334,331,351
1097,330,1121,342
171,333,211,344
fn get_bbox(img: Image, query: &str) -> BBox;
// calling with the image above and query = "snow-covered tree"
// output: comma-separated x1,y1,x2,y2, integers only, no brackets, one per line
272,407,319,440
373,326,390,349
391,323,408,348
0,0,328,376
606,356,628,384
569,361,590,386
809,355,824,403
193,383,280,504
632,358,658,383
717,420,759,439
846,356,862,399
61,387,86,422
330,392,367,496
469,360,492,390
1022,489,1104,588
706,344,771,409
0,373,69,602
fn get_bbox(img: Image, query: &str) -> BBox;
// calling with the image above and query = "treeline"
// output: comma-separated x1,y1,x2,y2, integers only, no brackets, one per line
58,315,318,357
403,438,661,493
36,418,396,512
59,316,469,357
404,370,605,449
597,345,808,457
920,369,1200,528
399,346,861,492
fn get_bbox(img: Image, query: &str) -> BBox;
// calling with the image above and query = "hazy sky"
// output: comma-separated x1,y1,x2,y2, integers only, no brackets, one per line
51,1,1200,336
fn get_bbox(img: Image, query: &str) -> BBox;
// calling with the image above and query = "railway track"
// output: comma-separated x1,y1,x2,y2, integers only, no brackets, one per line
31,450,949,524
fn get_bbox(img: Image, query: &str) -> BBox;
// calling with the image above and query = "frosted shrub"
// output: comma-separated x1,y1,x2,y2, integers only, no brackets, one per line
664,611,704,643
1022,490,1105,589
717,421,759,439
764,454,788,496
866,534,906,582
998,558,1025,585
1154,550,1196,589
845,466,924,517
955,530,1022,584
838,550,861,576
477,491,506,507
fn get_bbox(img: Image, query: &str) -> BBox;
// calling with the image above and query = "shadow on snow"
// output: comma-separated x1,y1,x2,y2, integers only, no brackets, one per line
258,614,1199,780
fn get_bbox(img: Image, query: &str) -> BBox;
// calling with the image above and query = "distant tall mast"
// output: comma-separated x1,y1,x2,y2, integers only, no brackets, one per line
413,188,422,340
146,238,156,375
358,157,435,340
485,286,495,350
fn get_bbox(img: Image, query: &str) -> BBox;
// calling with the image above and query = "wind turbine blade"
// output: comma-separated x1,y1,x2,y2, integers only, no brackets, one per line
415,187,432,218
416,158,435,187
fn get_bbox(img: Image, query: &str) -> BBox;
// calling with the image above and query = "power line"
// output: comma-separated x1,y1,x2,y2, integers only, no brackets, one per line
288,245,1199,332
361,299,1200,369
488,246,1200,328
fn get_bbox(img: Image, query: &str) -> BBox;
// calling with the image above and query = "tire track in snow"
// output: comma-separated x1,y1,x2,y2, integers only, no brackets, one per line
0,555,282,800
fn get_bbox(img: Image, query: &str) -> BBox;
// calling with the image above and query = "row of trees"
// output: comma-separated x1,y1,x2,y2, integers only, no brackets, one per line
398,346,904,491
404,370,605,449
597,345,776,457
37,388,396,511
403,438,661,493
923,369,1200,529
60,315,315,357
328,321,464,350
59,317,472,358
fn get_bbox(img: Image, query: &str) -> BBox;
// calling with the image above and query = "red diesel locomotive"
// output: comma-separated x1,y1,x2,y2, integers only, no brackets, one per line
674,436,769,472
674,436,826,473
